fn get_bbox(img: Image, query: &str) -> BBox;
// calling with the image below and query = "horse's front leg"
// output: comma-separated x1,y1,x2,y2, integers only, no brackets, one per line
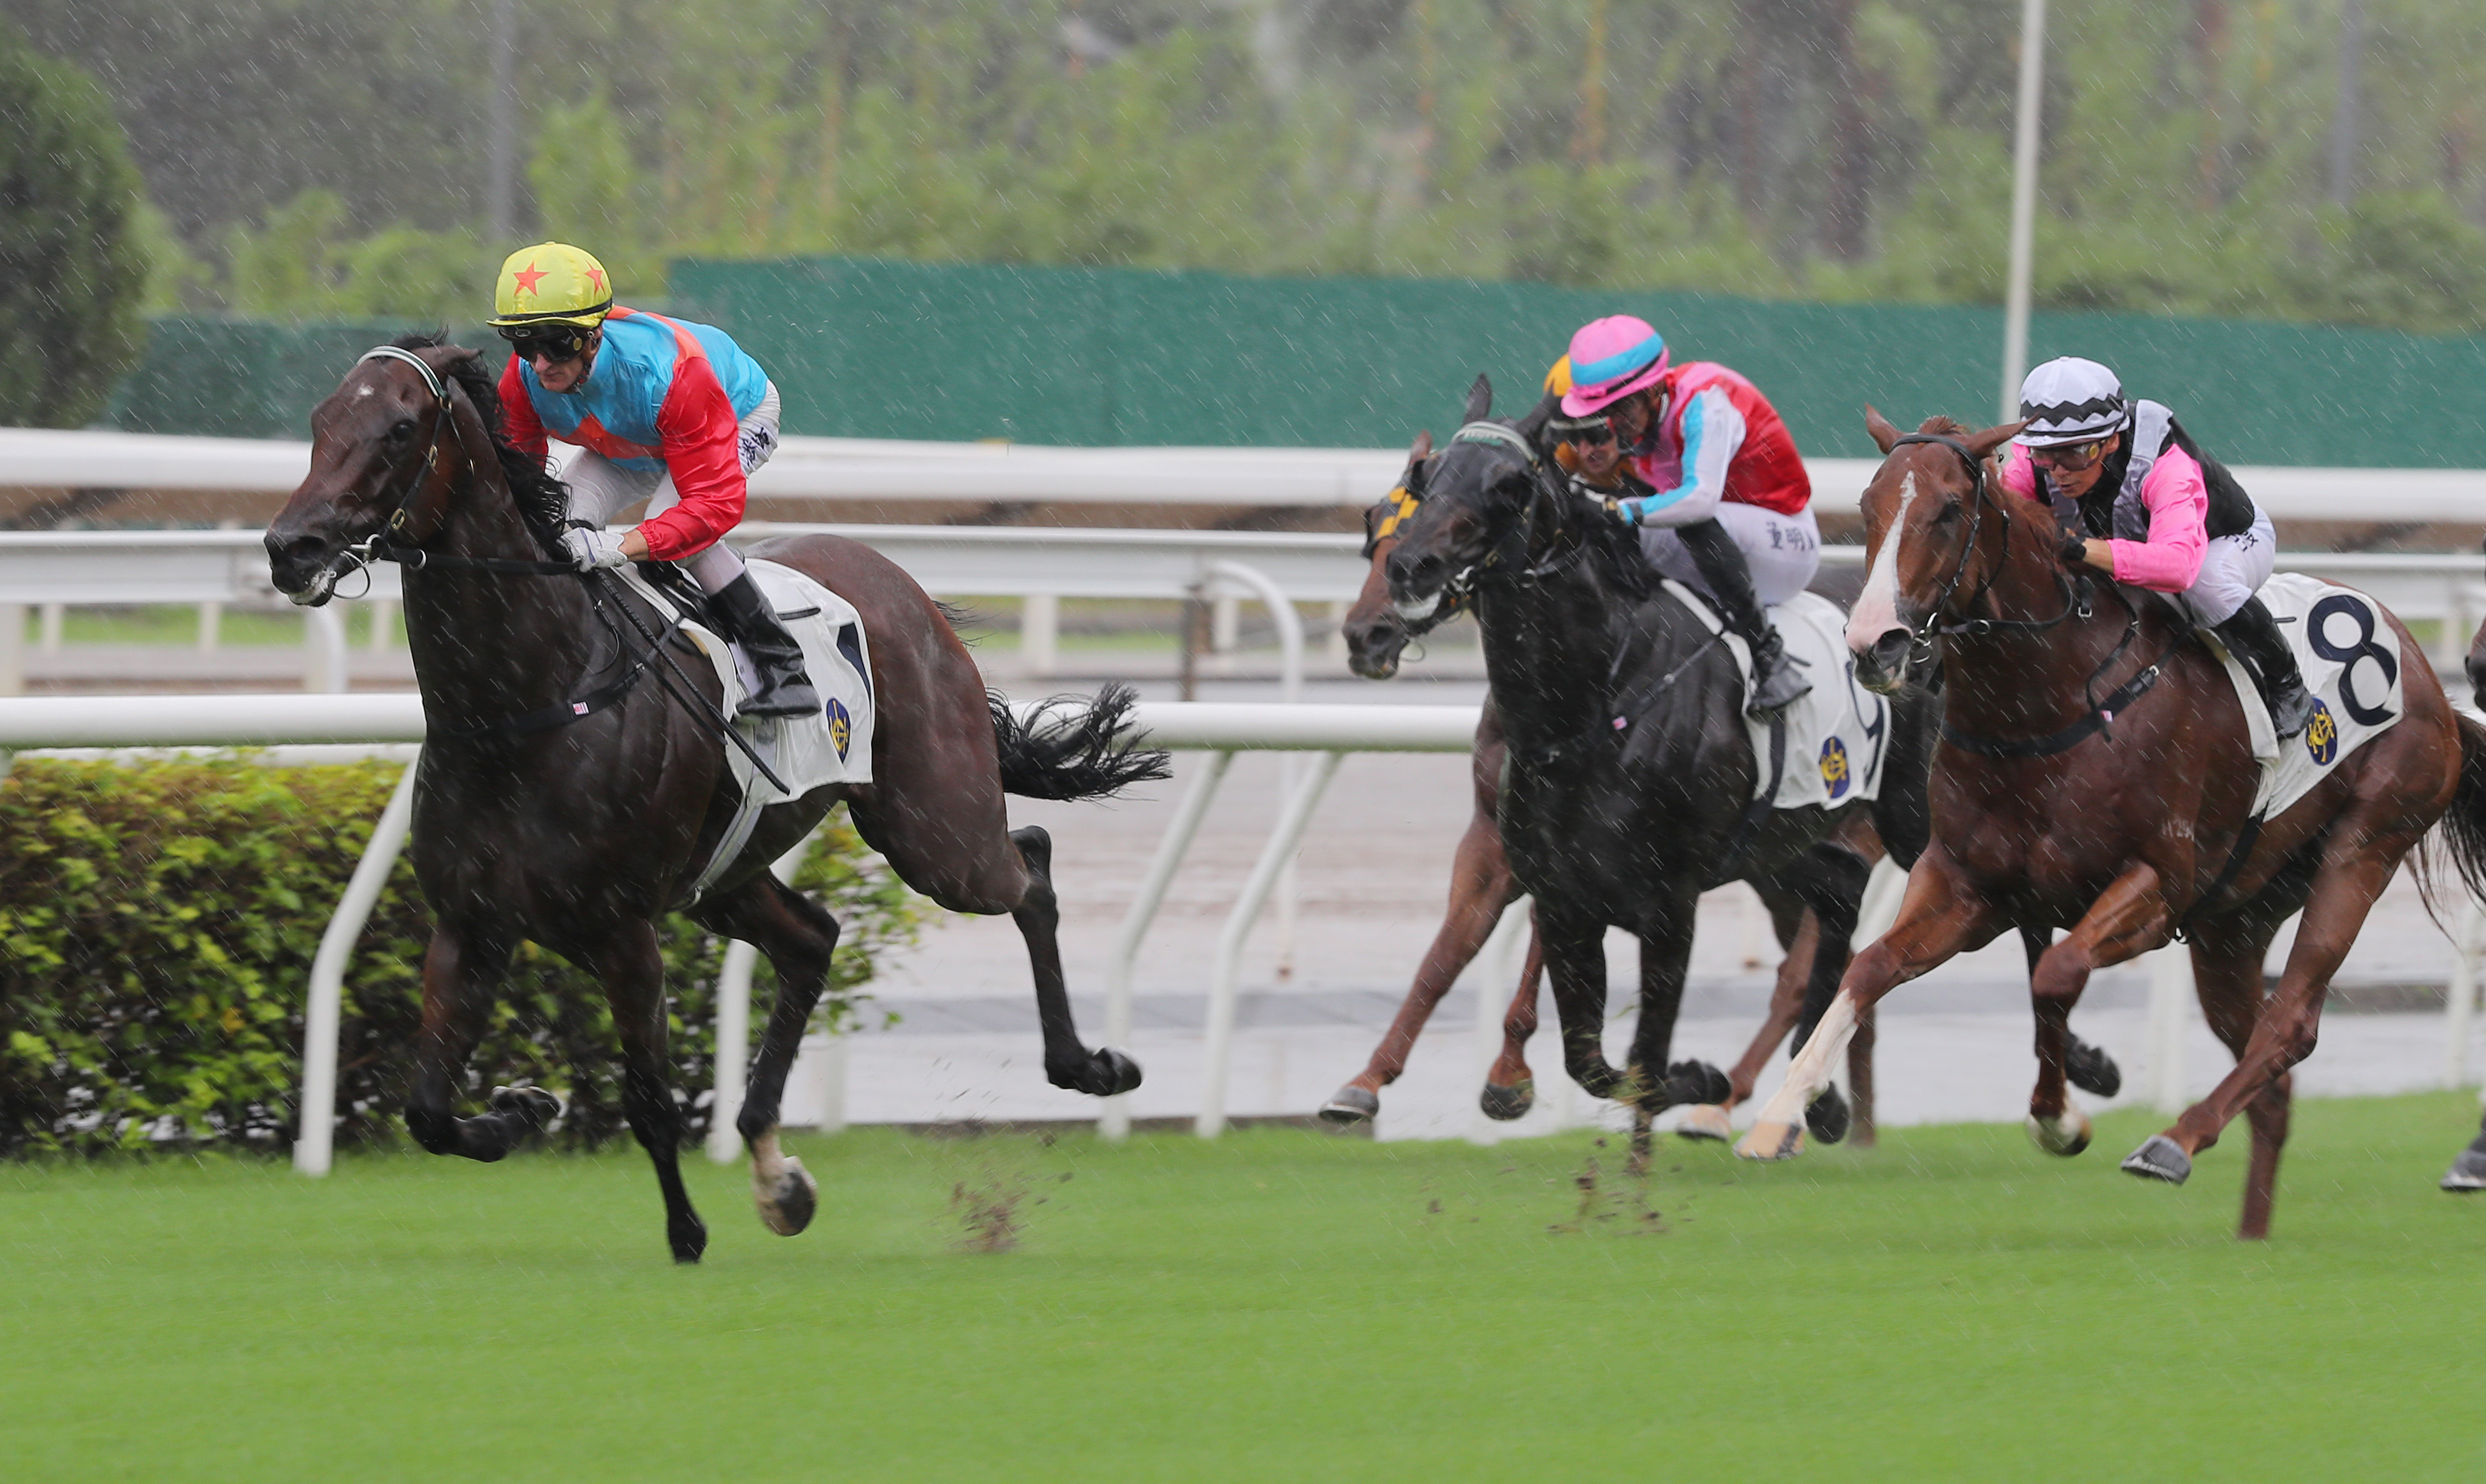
1623,905,1709,1175
1480,927,1546,1122
1540,908,1624,1098
578,920,708,1264
2026,863,2169,1158
1737,852,2001,1160
403,924,556,1160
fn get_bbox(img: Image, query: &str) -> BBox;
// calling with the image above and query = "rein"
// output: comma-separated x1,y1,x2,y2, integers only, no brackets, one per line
1889,432,2176,759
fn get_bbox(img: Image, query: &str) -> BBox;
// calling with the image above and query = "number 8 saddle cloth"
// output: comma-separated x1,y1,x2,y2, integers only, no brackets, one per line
2216,572,2407,821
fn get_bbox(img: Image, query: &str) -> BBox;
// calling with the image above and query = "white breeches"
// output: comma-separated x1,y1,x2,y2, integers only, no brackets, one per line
559,381,781,594
2173,505,2276,627
1641,501,1822,607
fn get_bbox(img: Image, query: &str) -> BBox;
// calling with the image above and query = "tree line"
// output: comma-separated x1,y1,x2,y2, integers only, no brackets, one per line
7,0,2485,336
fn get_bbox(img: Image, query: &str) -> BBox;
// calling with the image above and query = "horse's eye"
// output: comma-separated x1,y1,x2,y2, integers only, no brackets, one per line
387,419,415,441
1931,503,1963,527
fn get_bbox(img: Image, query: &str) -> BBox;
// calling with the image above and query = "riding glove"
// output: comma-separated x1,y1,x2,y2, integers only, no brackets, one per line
2057,532,2091,568
1609,496,1646,527
564,525,630,572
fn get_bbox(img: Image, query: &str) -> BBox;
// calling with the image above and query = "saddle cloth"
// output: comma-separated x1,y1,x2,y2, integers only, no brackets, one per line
2206,572,2404,820
1662,580,1896,810
615,557,876,900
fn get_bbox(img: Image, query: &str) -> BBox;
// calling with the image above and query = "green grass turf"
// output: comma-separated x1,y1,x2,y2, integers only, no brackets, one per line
6,1094,2486,1481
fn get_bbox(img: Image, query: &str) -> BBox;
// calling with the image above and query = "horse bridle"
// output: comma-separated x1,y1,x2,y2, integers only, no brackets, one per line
1445,419,1603,590
1887,432,2093,644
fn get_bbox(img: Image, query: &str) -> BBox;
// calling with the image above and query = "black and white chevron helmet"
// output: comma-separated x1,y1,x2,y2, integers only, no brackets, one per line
2016,357,2129,446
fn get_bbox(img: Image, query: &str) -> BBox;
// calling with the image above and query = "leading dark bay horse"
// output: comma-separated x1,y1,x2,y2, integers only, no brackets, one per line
1742,411,2486,1239
1376,381,1904,1140
264,337,1162,1262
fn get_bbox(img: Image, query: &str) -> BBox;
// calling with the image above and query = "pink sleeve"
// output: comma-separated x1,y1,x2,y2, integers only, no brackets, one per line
2000,444,2038,498
2109,444,2208,592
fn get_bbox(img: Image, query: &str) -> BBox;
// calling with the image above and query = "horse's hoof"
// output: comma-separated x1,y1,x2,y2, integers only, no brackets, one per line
755,1155,818,1237
1668,1059,1733,1109
1058,1048,1142,1098
2120,1133,2192,1184
488,1084,563,1130
1479,1080,1534,1122
1320,1086,1379,1124
2026,1105,2092,1157
669,1212,709,1265
2065,1038,2123,1098
1805,1086,1851,1146
1676,1104,1733,1143
1735,1120,1806,1161
2441,1146,2486,1192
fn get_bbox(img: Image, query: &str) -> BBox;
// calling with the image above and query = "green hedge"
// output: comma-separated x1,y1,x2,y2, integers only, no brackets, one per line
0,756,924,1157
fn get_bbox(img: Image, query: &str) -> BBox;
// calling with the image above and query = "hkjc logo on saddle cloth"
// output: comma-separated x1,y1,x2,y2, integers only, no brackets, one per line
2216,573,2404,820
1819,736,1852,801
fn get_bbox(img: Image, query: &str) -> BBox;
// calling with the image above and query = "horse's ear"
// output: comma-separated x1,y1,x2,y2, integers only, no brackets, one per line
1863,405,1903,455
1515,391,1560,448
1409,430,1432,461
1464,374,1493,424
1965,420,2028,460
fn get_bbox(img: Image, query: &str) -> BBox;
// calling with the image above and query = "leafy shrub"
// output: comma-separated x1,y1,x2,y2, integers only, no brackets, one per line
0,755,924,1157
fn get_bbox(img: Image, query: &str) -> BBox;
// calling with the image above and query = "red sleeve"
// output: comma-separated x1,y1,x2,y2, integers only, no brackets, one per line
637,355,746,560
495,356,548,463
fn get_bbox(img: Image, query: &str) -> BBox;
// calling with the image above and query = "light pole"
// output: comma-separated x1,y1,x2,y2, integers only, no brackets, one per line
2000,0,2047,422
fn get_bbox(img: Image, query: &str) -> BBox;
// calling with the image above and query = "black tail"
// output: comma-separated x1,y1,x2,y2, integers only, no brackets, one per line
2430,715,2486,910
989,682,1173,801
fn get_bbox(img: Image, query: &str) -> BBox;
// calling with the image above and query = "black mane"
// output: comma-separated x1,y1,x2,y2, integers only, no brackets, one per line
391,331,569,557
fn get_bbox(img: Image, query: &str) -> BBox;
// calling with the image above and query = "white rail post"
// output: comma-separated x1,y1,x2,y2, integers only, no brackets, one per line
2147,943,2192,1116
36,603,64,653
303,605,349,693
1197,748,1344,1138
1021,592,1059,678
0,603,24,695
1098,748,1237,1140
1468,895,1532,1145
294,750,422,1176
368,599,398,653
2446,897,2482,1088
707,830,820,1164
1203,560,1305,977
197,600,223,653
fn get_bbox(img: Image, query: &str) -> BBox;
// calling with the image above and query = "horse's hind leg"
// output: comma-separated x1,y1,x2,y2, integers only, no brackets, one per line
577,922,707,1263
694,875,842,1237
1010,826,1139,1096
1482,930,1546,1121
405,926,559,1160
2186,922,2291,1238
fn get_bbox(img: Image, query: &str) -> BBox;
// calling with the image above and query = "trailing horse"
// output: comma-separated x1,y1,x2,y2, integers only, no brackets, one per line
1377,381,1900,1134
1742,411,2486,1240
264,337,1161,1262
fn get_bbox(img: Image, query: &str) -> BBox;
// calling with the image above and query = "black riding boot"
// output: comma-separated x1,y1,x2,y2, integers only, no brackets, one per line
1677,517,1809,718
2212,596,2316,739
708,572,822,720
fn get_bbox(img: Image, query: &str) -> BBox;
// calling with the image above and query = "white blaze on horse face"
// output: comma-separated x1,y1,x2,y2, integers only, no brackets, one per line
1845,470,1917,652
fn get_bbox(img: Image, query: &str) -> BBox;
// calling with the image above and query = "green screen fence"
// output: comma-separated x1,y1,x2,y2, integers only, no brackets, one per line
101,259,2486,467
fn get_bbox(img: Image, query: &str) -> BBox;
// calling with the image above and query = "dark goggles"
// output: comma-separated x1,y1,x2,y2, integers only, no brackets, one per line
1550,416,1615,447
2030,437,2109,472
498,324,592,363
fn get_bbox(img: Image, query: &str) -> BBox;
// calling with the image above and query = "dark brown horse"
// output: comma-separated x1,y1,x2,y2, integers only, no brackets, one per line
1742,411,2486,1240
264,337,1160,1262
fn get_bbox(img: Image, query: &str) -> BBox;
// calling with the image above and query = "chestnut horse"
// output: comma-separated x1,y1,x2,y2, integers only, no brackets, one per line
265,337,1160,1262
1740,411,2486,1240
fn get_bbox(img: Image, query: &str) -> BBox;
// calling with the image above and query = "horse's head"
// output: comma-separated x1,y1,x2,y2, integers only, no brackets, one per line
1343,432,1448,679
265,340,477,605
1383,375,1587,617
1845,407,2026,692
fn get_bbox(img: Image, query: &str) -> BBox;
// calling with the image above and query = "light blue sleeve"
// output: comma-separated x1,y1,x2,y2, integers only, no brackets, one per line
1632,389,1745,527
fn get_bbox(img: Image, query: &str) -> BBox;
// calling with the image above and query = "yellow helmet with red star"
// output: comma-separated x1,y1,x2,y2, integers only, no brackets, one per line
490,242,613,328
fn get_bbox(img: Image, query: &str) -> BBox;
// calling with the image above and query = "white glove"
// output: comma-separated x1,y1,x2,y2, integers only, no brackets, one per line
563,525,629,572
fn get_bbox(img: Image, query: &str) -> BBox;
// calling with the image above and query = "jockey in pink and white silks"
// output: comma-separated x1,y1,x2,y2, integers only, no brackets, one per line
2009,356,2315,738
1552,315,1817,718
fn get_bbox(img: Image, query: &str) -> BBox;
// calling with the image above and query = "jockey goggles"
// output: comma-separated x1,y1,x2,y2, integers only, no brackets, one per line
2030,437,2110,472
1548,414,1615,447
498,323,593,363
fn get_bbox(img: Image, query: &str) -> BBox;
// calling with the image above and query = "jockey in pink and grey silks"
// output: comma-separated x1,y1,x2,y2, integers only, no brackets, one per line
2008,356,2314,738
1553,314,1817,718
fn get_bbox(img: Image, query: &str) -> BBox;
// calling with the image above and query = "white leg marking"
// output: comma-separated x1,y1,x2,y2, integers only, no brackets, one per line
1845,470,1916,651
1755,991,1861,1127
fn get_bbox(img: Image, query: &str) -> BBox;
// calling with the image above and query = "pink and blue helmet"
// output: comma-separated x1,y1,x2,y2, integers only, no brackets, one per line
1559,316,1671,417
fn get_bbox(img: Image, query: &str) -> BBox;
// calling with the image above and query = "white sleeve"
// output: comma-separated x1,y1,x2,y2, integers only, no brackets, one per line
1634,388,1745,528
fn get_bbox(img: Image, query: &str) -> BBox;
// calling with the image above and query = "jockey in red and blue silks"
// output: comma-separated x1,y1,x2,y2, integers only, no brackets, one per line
487,241,817,718
1550,315,1817,718
2006,356,2314,738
